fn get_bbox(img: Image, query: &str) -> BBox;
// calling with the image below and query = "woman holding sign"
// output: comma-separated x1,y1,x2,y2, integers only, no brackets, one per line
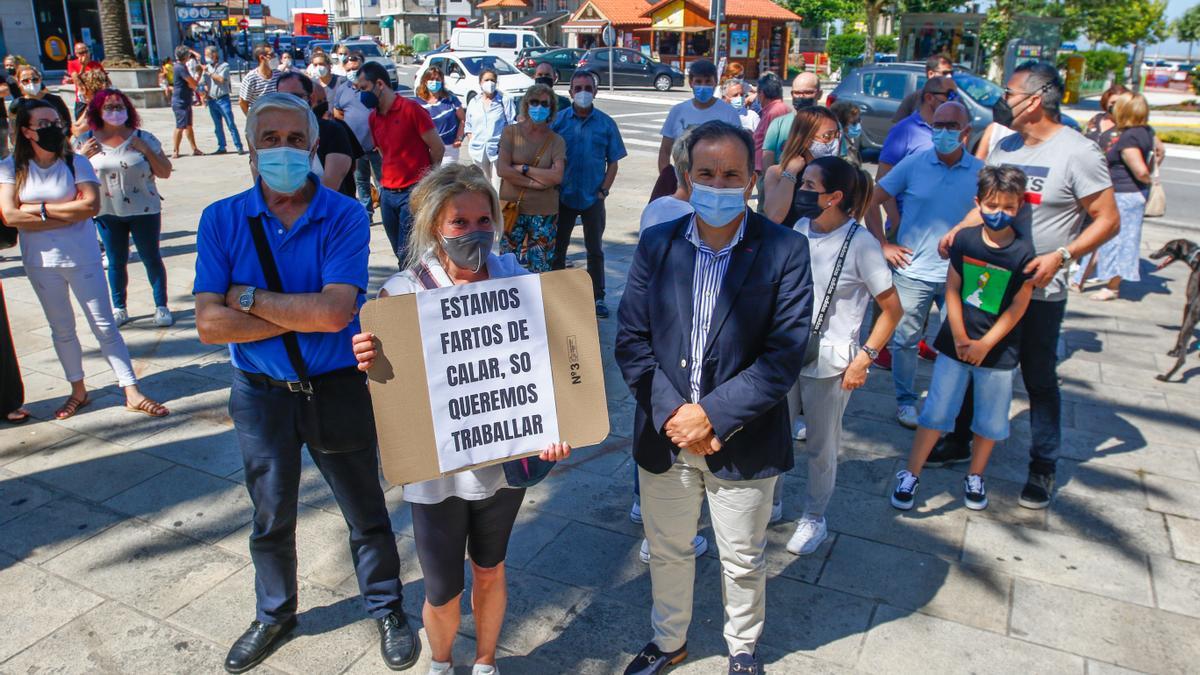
352,163,570,675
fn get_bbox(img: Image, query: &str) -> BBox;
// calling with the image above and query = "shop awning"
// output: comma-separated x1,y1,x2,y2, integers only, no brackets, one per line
501,11,570,28
478,0,529,8
563,19,609,30
648,25,712,32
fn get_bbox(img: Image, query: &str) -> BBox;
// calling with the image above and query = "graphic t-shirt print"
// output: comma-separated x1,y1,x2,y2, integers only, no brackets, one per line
961,255,1011,316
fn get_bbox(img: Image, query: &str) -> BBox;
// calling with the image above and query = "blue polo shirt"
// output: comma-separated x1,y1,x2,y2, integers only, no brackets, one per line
193,176,370,380
879,111,934,167
879,147,984,283
551,105,627,210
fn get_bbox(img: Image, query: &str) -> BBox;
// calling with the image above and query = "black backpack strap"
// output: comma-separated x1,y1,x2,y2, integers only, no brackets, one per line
248,215,312,392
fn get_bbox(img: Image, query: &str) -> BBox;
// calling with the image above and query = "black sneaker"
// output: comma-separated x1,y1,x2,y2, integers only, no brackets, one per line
890,470,920,510
624,642,687,675
963,474,988,510
1019,471,1055,510
595,300,610,319
729,652,762,674
926,437,971,467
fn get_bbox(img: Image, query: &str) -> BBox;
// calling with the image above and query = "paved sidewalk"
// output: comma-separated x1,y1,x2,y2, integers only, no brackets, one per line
1,107,1199,674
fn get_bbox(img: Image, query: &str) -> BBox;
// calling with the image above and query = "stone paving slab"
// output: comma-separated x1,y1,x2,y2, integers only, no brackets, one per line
1,106,1199,673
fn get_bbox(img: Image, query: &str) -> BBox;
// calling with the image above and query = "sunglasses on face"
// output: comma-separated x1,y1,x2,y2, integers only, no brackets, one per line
932,122,963,130
814,129,840,142
527,100,551,108
935,69,954,77
19,77,41,84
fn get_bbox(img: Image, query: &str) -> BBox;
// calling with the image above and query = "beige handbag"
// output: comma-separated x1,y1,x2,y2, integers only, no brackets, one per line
1144,166,1165,218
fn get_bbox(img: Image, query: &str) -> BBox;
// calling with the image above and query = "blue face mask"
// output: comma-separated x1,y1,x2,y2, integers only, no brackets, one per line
428,80,443,93
359,89,379,110
932,128,962,155
693,85,714,103
689,181,747,227
256,147,311,194
846,122,862,139
980,208,1015,231
527,103,550,123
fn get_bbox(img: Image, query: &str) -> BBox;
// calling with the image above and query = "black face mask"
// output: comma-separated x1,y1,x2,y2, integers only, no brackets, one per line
792,188,824,220
4,66,14,76
793,96,816,110
992,99,1014,127
32,125,65,153
312,101,329,118
534,76,555,88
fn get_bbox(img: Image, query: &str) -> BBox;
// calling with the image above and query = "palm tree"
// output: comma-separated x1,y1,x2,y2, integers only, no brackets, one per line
99,0,140,65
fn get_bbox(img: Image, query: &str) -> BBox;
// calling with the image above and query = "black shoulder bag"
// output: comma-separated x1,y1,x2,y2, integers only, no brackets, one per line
803,222,860,367
247,215,377,454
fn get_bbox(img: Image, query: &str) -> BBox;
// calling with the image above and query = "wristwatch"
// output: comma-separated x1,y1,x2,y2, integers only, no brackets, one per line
40,203,48,221
1055,246,1072,265
599,187,609,197
238,286,257,313
780,170,797,183
521,164,530,176
861,344,880,361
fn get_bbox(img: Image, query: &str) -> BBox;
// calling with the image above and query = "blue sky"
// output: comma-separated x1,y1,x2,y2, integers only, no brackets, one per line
262,0,1200,56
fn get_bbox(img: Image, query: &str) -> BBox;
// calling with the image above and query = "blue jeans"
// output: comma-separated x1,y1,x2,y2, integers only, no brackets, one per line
945,299,1066,475
207,95,243,152
355,149,383,214
229,370,405,623
889,273,945,407
380,186,413,265
919,356,1014,441
94,213,168,309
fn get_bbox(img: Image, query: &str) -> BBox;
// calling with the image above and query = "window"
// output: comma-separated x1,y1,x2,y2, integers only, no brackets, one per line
862,71,907,100
524,35,539,48
952,71,1002,107
489,33,517,49
461,55,519,75
536,0,547,10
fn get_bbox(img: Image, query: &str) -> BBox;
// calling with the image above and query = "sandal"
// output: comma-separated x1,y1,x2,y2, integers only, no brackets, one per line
126,397,169,417
192,149,204,156
55,396,91,420
5,408,31,425
1091,288,1119,301
171,152,181,159
1069,282,1083,293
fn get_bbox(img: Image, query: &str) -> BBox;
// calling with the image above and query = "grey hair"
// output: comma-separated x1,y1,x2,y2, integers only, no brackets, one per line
721,80,745,96
245,92,319,151
671,129,692,183
404,164,502,271
1014,61,1063,116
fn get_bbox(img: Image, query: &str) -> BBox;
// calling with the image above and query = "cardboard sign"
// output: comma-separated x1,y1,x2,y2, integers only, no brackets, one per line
361,268,609,486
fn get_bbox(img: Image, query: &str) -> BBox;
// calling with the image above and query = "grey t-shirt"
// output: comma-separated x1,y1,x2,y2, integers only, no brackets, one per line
987,126,1111,302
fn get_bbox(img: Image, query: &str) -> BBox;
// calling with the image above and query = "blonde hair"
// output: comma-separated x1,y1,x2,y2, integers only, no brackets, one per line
404,164,502,270
77,68,111,99
1112,93,1149,130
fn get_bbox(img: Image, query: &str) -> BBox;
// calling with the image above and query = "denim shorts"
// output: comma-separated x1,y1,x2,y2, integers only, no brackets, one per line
917,355,1014,441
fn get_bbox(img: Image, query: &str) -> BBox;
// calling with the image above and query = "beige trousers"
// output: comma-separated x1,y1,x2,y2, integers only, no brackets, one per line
639,451,778,656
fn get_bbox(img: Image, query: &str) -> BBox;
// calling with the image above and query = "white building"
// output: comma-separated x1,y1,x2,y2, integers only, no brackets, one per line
324,0,382,39
378,0,472,47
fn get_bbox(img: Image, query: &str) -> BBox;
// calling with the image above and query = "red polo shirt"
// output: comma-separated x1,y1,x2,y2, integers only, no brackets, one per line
67,58,105,104
369,94,435,190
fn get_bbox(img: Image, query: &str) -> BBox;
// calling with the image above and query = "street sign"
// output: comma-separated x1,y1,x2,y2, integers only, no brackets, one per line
456,17,468,28
248,0,263,20
176,4,229,23
239,18,250,29
708,0,725,22
602,23,615,47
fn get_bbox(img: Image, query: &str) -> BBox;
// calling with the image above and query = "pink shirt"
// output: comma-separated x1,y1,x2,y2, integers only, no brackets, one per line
754,98,790,172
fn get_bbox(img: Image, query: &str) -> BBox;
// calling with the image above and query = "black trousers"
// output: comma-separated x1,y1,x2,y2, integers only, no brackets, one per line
0,281,23,416
553,199,606,300
229,370,404,623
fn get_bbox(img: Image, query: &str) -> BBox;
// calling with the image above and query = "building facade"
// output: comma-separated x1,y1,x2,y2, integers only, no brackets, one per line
1,0,176,73
379,0,473,47
324,0,382,39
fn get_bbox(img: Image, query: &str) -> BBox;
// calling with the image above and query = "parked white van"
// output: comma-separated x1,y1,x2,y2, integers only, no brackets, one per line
448,28,547,62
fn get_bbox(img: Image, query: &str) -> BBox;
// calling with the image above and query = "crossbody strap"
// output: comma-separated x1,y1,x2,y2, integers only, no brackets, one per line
514,135,554,205
811,222,859,337
248,215,312,392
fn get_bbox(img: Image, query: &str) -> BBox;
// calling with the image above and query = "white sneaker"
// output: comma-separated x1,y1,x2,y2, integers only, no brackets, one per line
896,405,919,430
792,418,807,441
472,665,497,675
640,535,708,563
769,501,784,524
786,516,828,556
154,306,174,327
428,661,453,675
630,499,642,524
112,308,130,325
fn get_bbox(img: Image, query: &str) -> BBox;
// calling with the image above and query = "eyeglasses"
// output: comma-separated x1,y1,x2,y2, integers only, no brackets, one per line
30,120,64,130
931,122,964,130
527,100,551,108
813,129,841,142
794,89,819,97
101,105,127,113
935,69,954,77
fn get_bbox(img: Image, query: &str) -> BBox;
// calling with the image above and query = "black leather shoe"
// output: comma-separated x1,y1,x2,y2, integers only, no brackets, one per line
728,652,762,674
377,611,419,670
625,642,687,675
224,618,296,673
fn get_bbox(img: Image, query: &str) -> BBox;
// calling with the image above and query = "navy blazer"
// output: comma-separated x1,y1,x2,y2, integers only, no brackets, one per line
615,210,813,481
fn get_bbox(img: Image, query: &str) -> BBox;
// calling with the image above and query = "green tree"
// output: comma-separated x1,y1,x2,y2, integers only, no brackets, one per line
861,0,890,65
1081,0,1168,47
786,0,860,29
900,0,969,13
1173,4,1200,61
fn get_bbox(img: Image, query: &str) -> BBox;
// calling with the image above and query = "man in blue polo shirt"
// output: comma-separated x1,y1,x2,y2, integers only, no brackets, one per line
876,76,957,182
193,93,418,674
865,100,983,430
551,69,627,318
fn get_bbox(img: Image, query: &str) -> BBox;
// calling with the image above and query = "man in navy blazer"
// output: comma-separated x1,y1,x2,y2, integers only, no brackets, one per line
615,121,812,675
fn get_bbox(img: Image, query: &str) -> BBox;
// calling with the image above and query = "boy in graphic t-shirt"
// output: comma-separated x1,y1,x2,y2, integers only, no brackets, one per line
891,166,1036,512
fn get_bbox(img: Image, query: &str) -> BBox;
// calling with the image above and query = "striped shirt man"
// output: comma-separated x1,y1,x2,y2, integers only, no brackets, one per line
238,69,276,108
686,215,746,402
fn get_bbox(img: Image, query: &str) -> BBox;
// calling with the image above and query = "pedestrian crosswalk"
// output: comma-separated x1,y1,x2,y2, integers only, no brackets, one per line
612,115,668,155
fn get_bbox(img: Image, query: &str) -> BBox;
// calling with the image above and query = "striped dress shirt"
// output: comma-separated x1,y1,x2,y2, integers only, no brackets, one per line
685,215,747,403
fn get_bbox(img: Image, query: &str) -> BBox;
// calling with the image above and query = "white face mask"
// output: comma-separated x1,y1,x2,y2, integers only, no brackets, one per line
481,80,497,95
267,56,280,70
316,65,330,77
21,82,41,96
809,137,839,159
